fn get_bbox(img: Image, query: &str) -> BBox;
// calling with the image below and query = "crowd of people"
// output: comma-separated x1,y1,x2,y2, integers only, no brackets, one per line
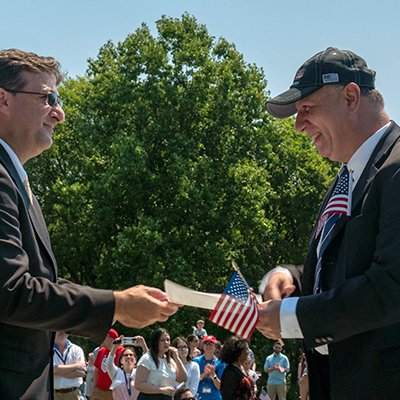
54,324,309,400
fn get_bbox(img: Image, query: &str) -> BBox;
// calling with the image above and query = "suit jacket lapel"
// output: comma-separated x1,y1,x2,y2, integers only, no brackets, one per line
28,196,58,272
0,144,58,274
352,121,400,210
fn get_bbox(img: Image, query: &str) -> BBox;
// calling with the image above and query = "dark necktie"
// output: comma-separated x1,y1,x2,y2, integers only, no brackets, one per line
313,165,351,293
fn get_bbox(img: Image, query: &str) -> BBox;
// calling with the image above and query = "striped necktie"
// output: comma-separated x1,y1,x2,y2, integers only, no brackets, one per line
23,178,33,204
313,165,352,294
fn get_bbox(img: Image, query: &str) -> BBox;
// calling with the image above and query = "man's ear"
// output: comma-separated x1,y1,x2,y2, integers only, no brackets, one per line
343,82,361,114
0,88,11,116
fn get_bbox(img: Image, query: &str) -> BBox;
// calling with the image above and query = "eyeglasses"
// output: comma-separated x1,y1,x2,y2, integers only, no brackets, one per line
2,88,63,108
177,346,189,350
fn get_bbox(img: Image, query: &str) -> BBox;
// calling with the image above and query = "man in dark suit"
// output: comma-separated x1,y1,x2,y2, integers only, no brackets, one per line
0,49,179,399
257,47,400,399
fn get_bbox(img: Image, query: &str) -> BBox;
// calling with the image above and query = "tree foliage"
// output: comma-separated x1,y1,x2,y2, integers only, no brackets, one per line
27,15,334,397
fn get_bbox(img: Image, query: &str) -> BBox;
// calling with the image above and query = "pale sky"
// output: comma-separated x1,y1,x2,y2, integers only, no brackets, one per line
2,0,399,120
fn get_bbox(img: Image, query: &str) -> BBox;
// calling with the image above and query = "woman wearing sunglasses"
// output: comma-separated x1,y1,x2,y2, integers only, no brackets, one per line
107,335,148,400
172,337,200,397
193,335,225,400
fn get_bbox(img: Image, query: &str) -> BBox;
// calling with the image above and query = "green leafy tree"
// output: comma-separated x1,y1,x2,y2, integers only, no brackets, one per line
27,14,334,398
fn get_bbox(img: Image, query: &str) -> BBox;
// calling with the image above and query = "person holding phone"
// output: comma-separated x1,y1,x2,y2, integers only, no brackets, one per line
93,329,124,400
107,335,148,400
135,328,187,399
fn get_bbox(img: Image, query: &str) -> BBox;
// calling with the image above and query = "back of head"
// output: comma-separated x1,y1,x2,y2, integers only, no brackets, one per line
220,335,248,365
0,48,63,91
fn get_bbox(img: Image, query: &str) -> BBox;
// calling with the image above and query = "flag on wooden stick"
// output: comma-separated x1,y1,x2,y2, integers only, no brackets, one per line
209,271,259,339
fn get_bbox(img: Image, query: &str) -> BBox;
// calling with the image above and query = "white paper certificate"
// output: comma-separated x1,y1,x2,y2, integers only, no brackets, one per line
164,279,262,310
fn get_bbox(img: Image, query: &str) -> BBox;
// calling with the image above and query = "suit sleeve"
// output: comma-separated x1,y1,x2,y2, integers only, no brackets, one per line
0,165,115,343
297,160,400,347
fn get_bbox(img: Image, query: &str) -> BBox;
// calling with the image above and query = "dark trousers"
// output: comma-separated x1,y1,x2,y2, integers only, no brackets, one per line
306,350,331,400
137,393,171,400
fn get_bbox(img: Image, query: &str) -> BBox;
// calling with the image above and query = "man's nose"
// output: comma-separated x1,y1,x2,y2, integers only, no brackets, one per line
50,103,65,124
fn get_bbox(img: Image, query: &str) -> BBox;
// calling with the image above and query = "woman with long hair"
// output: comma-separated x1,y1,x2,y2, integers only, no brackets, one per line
186,334,200,358
219,336,254,400
106,335,148,400
135,328,187,399
172,336,200,397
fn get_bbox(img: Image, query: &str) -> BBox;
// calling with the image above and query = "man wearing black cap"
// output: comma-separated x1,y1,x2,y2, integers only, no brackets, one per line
257,47,400,399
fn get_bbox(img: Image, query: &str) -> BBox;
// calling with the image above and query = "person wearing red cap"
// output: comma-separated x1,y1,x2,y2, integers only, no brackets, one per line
259,47,400,399
92,329,124,400
193,336,225,400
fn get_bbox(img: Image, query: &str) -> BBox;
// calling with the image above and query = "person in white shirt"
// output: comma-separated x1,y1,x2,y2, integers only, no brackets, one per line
106,335,148,400
53,331,86,400
135,328,187,399
172,336,200,397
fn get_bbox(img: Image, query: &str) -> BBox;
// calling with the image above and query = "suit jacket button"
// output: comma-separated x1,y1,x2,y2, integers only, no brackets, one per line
315,338,322,344
321,337,328,343
327,336,333,342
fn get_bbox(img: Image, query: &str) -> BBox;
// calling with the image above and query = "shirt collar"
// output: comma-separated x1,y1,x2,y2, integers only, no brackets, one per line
347,121,391,188
0,138,27,183
54,339,72,352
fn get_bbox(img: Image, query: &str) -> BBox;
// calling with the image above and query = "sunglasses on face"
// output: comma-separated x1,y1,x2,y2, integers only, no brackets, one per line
2,88,63,108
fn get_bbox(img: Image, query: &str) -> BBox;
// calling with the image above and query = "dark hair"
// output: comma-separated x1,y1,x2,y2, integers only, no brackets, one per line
220,336,248,365
172,336,192,362
173,386,192,400
0,48,64,91
117,346,137,369
149,328,171,369
186,334,198,344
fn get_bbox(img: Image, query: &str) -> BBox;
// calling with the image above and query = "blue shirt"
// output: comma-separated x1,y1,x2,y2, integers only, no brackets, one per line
263,353,290,385
194,355,226,400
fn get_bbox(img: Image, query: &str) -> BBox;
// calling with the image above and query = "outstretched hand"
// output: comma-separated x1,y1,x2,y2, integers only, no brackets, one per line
113,285,181,328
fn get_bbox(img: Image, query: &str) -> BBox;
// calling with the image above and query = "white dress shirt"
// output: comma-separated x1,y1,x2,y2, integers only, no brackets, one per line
0,138,27,183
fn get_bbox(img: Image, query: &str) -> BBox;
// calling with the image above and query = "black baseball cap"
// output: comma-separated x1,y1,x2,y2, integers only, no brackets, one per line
266,47,376,118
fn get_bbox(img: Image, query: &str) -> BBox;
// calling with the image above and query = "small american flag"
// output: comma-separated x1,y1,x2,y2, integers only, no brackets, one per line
259,388,271,400
209,272,259,339
315,166,351,238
